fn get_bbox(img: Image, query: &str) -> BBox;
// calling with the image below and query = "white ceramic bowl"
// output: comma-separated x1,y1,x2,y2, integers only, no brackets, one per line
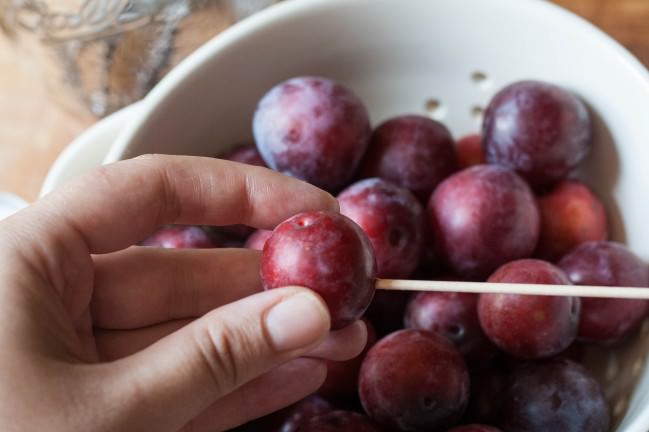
95,0,649,429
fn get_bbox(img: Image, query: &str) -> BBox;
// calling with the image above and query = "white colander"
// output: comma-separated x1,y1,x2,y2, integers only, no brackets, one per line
101,0,649,430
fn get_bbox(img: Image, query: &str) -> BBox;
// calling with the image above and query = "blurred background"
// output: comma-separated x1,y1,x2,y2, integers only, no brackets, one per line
0,0,647,201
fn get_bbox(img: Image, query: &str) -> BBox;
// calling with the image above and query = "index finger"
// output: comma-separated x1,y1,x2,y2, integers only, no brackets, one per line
23,155,338,254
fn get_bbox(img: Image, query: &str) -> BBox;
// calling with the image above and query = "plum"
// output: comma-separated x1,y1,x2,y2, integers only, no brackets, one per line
478,259,580,358
339,178,425,278
428,165,540,279
278,396,335,432
535,180,608,262
559,241,649,344
245,229,273,251
405,291,497,368
260,210,376,329
253,77,371,191
359,329,469,431
358,115,457,201
483,80,592,187
500,358,610,432
139,225,218,248
456,134,485,169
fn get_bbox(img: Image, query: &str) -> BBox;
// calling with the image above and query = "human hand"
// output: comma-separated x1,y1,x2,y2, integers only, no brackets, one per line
0,155,367,431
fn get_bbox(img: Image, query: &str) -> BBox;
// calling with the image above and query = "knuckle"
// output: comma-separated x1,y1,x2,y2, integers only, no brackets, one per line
192,321,244,395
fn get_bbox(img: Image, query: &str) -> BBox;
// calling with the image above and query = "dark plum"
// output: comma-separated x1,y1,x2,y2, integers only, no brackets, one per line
253,77,371,191
535,180,608,262
319,319,378,399
365,290,410,337
501,358,610,432
428,165,540,279
478,259,580,358
359,329,469,431
219,143,268,167
245,229,273,251
139,225,218,248
339,178,425,278
358,115,457,201
260,210,377,329
483,80,592,187
298,411,380,432
447,425,502,432
278,395,335,432
559,241,649,344
404,291,497,368
456,134,485,169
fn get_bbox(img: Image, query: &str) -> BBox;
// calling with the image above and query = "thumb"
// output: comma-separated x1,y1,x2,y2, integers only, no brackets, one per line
105,286,330,432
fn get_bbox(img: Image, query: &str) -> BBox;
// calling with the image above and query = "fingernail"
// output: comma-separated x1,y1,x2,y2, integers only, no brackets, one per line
265,292,330,351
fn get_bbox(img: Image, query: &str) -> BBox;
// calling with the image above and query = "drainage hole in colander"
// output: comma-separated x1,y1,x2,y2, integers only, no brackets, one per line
424,98,447,121
471,105,485,122
471,71,491,90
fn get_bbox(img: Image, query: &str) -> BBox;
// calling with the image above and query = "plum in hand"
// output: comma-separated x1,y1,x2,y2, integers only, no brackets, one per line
260,210,377,329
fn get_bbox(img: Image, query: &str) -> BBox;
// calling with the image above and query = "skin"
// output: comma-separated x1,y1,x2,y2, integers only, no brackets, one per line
0,155,367,432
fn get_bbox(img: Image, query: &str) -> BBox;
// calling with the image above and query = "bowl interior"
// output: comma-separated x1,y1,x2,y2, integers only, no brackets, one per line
106,0,649,429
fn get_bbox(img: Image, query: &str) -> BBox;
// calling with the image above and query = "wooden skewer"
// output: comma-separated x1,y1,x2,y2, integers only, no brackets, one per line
376,279,649,299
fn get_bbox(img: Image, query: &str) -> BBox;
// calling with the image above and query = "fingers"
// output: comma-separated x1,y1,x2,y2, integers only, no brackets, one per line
95,319,191,361
102,287,334,431
183,358,327,432
92,247,262,329
95,318,367,362
30,155,338,255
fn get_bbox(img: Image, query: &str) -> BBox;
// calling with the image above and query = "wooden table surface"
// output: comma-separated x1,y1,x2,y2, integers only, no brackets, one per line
1,0,648,202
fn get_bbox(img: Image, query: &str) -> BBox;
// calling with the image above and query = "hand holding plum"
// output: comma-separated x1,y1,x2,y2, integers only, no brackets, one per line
0,155,368,432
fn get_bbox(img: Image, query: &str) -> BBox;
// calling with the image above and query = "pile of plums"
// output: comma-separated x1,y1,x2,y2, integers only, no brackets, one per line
140,76,649,432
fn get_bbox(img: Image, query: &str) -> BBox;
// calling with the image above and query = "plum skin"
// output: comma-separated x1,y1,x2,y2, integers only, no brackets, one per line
357,114,457,202
245,229,273,251
500,358,610,432
478,259,580,359
428,164,540,280
339,178,425,279
260,211,377,329
253,76,371,192
404,291,497,368
535,180,608,262
559,241,649,344
483,80,592,187
359,329,469,431
139,225,218,248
